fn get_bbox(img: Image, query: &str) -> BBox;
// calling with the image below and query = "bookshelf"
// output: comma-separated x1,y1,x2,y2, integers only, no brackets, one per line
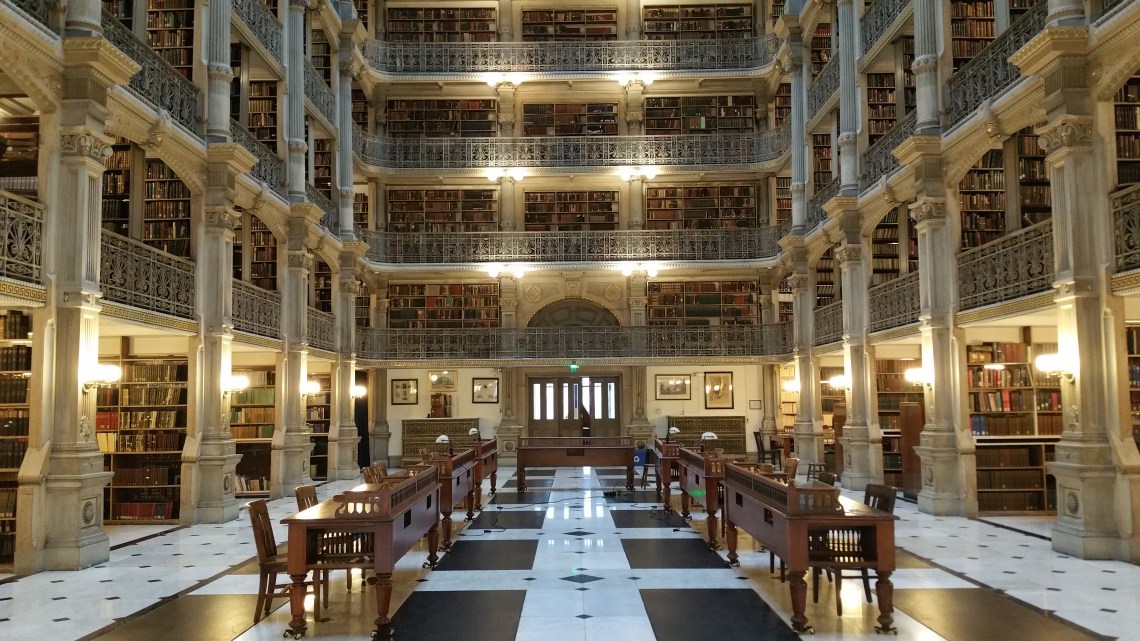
523,190,619,231
386,99,497,138
779,368,798,442
959,149,1006,249
1015,128,1051,227
521,9,619,41
870,209,903,286
646,280,760,326
385,7,497,42
1008,0,1042,22
229,42,244,128
102,140,133,236
906,205,919,271
387,188,499,233
102,0,133,27
866,73,897,147
815,247,836,306
248,216,277,291
232,209,244,281
312,260,333,313
819,365,845,420
1115,75,1140,186
306,375,331,481
900,37,916,114
146,0,195,79
644,95,756,135
352,87,369,128
310,30,332,86
812,133,833,191
231,368,275,497
770,1,785,26
98,356,188,522
0,115,39,197
875,358,924,447
643,4,754,40
774,176,792,225
1127,326,1140,449
645,185,758,230
143,159,191,258
354,0,370,30
430,393,454,418
809,23,832,76
248,81,279,153
356,294,373,328
950,0,996,73
976,442,1056,513
387,283,501,329
0,310,31,567
313,137,333,199
353,192,370,231
773,82,791,127
522,103,618,136
777,276,793,322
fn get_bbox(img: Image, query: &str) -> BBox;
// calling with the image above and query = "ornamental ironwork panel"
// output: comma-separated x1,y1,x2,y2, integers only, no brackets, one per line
813,301,843,346
232,279,280,339
808,177,840,229
231,120,286,198
361,226,782,264
306,184,340,236
807,56,839,122
861,111,916,189
861,0,912,57
1100,0,1134,21
307,307,336,352
365,36,779,74
232,0,282,61
1113,184,1140,273
102,12,200,138
9,0,59,34
100,230,196,319
958,220,1054,310
868,271,920,333
946,1,1046,128
0,190,43,285
356,123,788,170
304,60,337,126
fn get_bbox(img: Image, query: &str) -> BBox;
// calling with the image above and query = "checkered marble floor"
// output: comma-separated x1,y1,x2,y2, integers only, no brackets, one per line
0,466,1135,641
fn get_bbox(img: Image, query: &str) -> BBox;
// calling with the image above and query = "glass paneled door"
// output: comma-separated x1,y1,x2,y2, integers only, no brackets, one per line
527,376,621,438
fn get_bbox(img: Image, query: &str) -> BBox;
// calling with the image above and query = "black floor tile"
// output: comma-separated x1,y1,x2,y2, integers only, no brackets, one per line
517,468,556,477
468,510,546,530
91,594,259,641
641,588,800,641
893,588,1103,641
502,478,553,489
603,490,660,505
622,538,729,569
488,491,551,505
433,540,539,571
610,510,691,529
388,591,525,641
593,467,630,476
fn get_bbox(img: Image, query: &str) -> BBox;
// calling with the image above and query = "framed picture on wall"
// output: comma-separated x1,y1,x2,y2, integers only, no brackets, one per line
427,370,457,392
655,374,691,400
704,372,734,409
472,378,499,403
391,379,418,405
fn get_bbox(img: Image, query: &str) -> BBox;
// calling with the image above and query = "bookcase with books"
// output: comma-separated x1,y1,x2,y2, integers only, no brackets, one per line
773,176,792,225
248,216,278,291
97,355,188,522
645,185,758,230
1127,326,1140,449
352,87,369,128
247,81,279,152
0,310,31,567
779,364,798,434
353,192,370,231
819,365,845,422
812,133,833,191
1014,128,1051,227
387,283,501,329
312,259,333,313
523,190,619,231
644,96,756,135
231,368,275,496
773,82,791,127
310,30,332,85
642,4,754,40
522,103,618,136
875,359,925,487
0,114,39,197
147,0,195,79
521,9,619,41
102,140,133,236
870,209,903,286
959,149,1005,248
1008,0,1042,20
143,159,191,258
354,0,370,30
356,293,373,328
386,99,498,138
312,138,334,198
1115,75,1140,186
385,7,497,42
645,280,759,326
809,23,832,76
777,276,793,321
815,247,836,306
306,375,331,481
770,1,785,26
232,208,244,281
387,188,499,233
950,0,996,73
900,37,916,114
866,73,897,147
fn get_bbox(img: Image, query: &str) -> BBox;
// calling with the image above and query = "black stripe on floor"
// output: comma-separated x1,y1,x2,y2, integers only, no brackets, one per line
894,588,1110,641
389,590,525,641
641,588,800,641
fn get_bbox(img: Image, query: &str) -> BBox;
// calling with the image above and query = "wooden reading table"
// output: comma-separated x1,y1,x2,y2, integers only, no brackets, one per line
722,461,898,634
281,466,441,639
516,436,635,492
653,437,701,512
426,448,477,549
473,437,498,509
677,446,730,549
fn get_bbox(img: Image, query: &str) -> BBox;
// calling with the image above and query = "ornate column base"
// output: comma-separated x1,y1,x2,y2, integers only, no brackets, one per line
370,422,391,466
1050,439,1129,560
41,448,112,570
185,436,241,523
627,417,653,450
495,422,524,464
914,429,972,516
328,421,362,480
275,431,314,499
837,422,879,492
792,418,825,471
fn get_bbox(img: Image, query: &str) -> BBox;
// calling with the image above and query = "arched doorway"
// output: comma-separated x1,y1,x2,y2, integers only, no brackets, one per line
525,299,622,438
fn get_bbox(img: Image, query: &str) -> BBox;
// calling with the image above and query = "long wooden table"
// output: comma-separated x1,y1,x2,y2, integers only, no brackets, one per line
516,436,635,492
473,437,498,509
426,448,477,549
677,446,728,549
281,467,441,639
722,462,898,634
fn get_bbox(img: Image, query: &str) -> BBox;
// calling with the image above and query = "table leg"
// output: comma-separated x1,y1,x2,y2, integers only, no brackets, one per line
662,475,672,513
706,511,719,550
875,571,897,634
372,572,393,638
489,465,497,495
517,466,526,493
465,489,475,521
787,570,813,633
426,522,440,568
654,460,663,498
474,477,483,512
625,464,634,491
681,488,691,520
286,572,308,637
706,486,720,548
725,520,739,566
441,511,454,550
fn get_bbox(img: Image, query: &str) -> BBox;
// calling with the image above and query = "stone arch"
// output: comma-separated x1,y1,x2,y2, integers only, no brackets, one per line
527,298,620,327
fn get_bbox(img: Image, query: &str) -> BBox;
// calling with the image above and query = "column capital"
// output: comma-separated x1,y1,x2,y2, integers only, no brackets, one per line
1037,117,1095,155
339,278,363,296
204,207,241,231
788,273,812,291
908,199,947,225
287,251,314,272
60,133,113,162
835,245,863,264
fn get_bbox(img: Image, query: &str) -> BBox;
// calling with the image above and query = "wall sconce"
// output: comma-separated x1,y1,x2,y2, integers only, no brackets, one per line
483,72,526,87
485,167,526,182
781,379,801,393
301,379,321,396
903,367,932,387
83,363,122,392
618,262,660,278
224,374,250,396
351,385,368,398
485,263,526,278
614,71,657,87
826,374,851,390
1035,353,1074,382
616,165,659,181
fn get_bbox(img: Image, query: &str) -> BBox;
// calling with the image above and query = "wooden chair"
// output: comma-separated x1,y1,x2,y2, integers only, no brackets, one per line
248,499,320,624
812,483,898,615
753,431,782,467
805,462,827,481
362,462,387,484
295,485,364,596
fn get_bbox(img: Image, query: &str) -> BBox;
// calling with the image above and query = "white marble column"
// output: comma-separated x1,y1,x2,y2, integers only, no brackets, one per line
286,0,310,200
498,177,518,231
627,176,645,229
206,0,234,142
626,271,652,444
835,233,881,490
495,82,517,137
623,79,646,136
328,255,362,480
275,218,315,497
337,56,356,239
787,35,809,230
789,268,825,467
912,0,942,134
836,0,859,192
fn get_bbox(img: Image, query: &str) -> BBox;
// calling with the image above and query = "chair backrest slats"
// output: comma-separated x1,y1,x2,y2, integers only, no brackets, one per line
864,483,897,514
295,484,317,511
247,499,278,561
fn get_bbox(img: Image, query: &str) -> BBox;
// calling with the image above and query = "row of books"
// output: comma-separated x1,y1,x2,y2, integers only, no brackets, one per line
98,432,183,453
969,414,1037,435
232,425,274,440
112,466,178,487
978,492,1049,512
976,446,1037,467
95,410,183,431
0,440,28,469
232,388,275,406
0,377,28,405
977,469,1044,489
0,346,31,372
0,487,15,518
0,410,29,436
970,389,1034,412
235,474,270,493
0,312,30,340
231,406,274,424
109,501,177,520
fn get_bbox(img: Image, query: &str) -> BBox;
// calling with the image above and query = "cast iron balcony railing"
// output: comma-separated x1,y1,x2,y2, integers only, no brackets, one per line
7,0,59,34
355,323,793,361
232,279,281,339
102,12,200,138
1113,184,1140,273
100,231,196,319
306,184,340,236
304,60,337,127
861,0,912,57
813,301,843,346
232,0,282,61
361,227,784,265
1100,0,1135,21
868,271,920,333
231,120,286,198
807,177,840,229
364,35,780,75
307,307,336,352
354,122,789,170
861,110,916,190
958,220,1054,311
807,56,839,123
946,1,1046,129
0,190,43,286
